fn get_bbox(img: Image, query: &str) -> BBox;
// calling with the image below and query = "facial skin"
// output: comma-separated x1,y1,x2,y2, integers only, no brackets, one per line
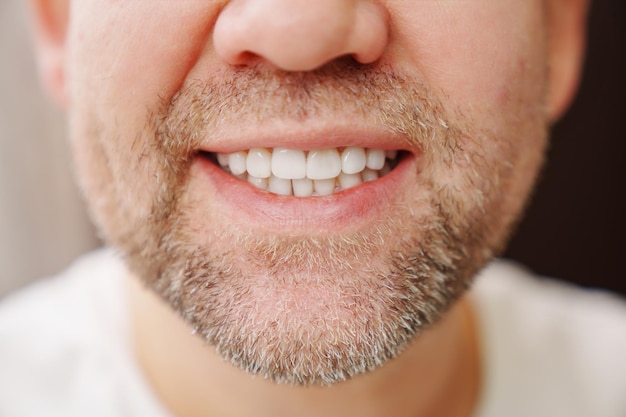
29,0,588,412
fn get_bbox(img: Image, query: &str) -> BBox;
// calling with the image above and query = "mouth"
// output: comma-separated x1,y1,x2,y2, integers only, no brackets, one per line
200,146,406,197
190,126,418,232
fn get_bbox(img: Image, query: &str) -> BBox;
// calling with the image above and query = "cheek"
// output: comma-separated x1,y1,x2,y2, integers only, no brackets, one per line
65,2,222,232
390,1,549,245
390,1,547,123
66,2,220,138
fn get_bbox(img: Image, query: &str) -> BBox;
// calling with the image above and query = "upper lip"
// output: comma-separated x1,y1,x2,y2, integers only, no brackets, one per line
195,122,417,154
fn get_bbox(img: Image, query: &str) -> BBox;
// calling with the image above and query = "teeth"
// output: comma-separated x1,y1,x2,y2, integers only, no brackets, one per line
365,148,385,170
361,168,379,182
228,151,248,175
248,175,269,191
246,148,272,178
341,146,367,174
338,172,362,189
307,148,342,180
293,178,314,197
269,176,293,196
314,179,336,196
272,148,306,179
217,153,230,167
215,147,400,196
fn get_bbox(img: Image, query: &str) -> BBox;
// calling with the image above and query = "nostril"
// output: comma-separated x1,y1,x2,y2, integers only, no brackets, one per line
231,50,264,67
213,0,390,72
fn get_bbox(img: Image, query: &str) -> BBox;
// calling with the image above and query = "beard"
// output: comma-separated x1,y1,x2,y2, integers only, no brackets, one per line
75,59,546,385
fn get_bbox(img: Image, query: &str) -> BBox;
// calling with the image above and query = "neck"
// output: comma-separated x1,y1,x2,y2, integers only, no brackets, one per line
129,276,481,417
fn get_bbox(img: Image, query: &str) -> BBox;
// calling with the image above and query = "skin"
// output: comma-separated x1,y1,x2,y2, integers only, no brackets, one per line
27,0,589,416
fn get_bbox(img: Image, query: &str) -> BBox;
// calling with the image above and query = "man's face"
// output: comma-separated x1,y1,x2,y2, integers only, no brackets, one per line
64,1,550,384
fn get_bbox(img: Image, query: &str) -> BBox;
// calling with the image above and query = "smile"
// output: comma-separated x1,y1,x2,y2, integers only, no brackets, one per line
206,147,402,197
191,126,417,231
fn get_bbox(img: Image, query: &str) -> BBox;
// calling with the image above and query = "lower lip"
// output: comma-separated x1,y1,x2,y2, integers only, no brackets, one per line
192,153,416,233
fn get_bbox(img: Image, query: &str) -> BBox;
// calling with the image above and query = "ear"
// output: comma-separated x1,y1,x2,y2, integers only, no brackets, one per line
26,0,70,108
545,0,591,122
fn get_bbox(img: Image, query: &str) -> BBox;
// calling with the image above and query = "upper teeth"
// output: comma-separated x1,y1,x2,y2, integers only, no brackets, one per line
215,147,399,197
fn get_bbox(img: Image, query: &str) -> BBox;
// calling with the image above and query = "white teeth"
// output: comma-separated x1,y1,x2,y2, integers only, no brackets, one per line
271,148,307,179
217,153,230,167
366,148,386,170
215,146,400,196
269,176,293,196
228,151,248,175
338,172,362,190
307,148,342,180
341,146,367,175
361,168,379,182
248,175,269,191
314,179,336,196
293,178,314,197
246,148,272,178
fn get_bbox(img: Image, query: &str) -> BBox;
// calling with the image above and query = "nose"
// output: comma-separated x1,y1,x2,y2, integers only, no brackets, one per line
213,0,389,71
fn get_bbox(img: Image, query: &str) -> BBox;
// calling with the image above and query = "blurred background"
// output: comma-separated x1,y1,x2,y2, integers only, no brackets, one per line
0,0,99,296
1,0,624,298
504,0,625,296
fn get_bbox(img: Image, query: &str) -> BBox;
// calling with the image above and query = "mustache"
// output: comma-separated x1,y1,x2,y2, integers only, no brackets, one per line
151,58,460,162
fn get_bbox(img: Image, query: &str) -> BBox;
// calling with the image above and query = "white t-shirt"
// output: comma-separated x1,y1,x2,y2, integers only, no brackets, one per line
1,249,625,417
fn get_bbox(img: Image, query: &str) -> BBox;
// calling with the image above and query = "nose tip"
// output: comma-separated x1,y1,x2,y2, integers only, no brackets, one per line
213,0,389,72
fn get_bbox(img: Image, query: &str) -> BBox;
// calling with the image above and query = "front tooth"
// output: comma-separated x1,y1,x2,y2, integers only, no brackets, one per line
246,148,272,178
365,148,385,170
269,175,292,196
271,148,306,179
307,148,342,180
228,151,248,175
341,147,366,174
293,178,314,197
248,175,269,191
314,179,336,196
338,172,362,190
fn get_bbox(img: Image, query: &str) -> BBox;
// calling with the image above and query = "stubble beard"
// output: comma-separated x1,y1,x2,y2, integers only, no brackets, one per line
82,60,541,385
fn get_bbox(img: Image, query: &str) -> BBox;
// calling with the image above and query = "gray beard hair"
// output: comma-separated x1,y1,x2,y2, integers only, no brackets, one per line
136,204,489,385
112,60,516,385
